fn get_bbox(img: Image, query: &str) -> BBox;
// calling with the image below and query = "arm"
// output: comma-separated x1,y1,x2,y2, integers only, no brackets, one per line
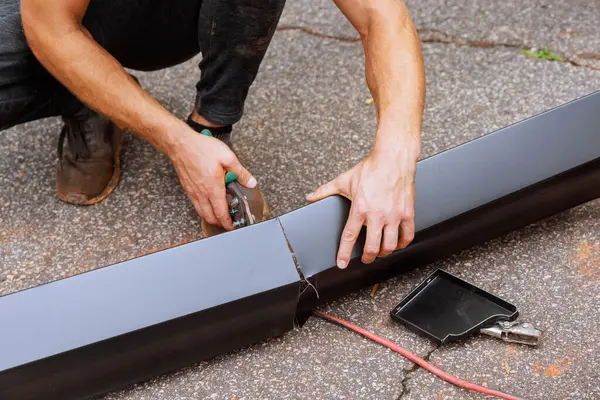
21,0,256,230
307,0,425,267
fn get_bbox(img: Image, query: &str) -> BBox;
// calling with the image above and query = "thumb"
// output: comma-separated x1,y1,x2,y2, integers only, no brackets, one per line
306,177,343,202
226,158,257,189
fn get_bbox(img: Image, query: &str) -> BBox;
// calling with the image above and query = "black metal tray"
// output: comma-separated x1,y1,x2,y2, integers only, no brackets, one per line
390,269,518,344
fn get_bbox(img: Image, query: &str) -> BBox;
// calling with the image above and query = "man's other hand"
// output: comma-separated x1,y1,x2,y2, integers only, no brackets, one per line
306,136,419,269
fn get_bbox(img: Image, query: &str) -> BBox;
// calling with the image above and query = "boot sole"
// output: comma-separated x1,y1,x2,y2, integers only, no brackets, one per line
56,130,124,206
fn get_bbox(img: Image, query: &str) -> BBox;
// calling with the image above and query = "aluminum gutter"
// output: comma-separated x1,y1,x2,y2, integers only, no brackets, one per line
293,157,600,314
1,92,599,399
0,220,300,400
280,91,600,280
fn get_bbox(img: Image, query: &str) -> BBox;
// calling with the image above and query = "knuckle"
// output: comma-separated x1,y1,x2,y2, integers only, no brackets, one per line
353,202,368,215
342,230,357,242
215,210,228,220
404,231,415,242
224,156,237,167
398,239,412,249
400,209,415,220
364,246,378,256
235,168,246,179
239,170,251,182
373,209,386,219
389,215,402,226
225,152,239,165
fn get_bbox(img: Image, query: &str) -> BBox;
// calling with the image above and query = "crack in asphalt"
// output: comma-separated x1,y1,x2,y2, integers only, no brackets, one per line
277,24,361,43
396,345,441,399
564,55,600,72
417,27,524,49
577,52,600,60
276,24,600,72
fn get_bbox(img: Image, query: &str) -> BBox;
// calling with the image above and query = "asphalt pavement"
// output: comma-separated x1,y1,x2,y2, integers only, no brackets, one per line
1,1,599,399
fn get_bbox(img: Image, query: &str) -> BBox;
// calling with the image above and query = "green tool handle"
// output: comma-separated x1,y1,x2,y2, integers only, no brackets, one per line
200,129,238,184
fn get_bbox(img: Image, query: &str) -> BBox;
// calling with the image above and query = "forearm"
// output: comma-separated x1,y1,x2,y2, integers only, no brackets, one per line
21,7,186,154
361,2,425,157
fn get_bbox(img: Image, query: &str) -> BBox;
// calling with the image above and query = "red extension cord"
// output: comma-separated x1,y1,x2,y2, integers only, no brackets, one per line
313,310,523,400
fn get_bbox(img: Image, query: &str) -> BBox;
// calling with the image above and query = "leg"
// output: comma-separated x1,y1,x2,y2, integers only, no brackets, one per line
1,0,205,132
194,0,287,126
191,0,284,237
82,0,202,71
0,0,82,131
1,0,206,204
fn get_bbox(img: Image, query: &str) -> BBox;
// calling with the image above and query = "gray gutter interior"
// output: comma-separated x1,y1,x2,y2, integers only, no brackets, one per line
279,91,600,278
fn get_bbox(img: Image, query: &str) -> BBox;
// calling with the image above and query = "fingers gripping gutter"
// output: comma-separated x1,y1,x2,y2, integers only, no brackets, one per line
336,209,363,269
398,219,415,250
335,208,414,269
380,224,399,257
362,214,384,264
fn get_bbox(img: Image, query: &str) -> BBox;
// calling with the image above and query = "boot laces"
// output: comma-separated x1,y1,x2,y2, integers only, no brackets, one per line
57,110,99,167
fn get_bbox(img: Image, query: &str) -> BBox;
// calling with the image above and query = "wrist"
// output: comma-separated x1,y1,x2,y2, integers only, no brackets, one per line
373,124,421,163
147,116,194,157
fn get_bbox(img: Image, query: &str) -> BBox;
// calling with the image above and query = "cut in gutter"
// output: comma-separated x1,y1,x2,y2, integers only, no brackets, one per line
0,220,302,400
1,91,599,400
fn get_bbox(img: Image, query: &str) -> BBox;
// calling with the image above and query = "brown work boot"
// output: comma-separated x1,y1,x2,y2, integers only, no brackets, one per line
56,106,124,205
186,118,270,237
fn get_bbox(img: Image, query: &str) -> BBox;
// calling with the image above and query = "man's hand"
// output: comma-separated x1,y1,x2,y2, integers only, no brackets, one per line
166,124,257,230
22,1,258,229
318,0,424,268
307,132,419,268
